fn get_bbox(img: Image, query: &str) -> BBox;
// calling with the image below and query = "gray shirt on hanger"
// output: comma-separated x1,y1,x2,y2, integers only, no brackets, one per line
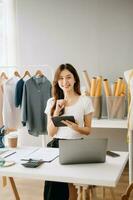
21,76,51,136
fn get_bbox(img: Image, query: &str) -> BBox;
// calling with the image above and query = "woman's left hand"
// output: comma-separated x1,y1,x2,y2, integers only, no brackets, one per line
61,120,79,132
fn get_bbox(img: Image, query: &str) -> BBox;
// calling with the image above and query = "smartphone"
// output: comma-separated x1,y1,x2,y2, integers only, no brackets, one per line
52,116,75,127
106,151,120,157
22,160,44,168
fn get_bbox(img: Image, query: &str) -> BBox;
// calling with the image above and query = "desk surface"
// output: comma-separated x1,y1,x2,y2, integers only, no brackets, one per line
0,147,128,187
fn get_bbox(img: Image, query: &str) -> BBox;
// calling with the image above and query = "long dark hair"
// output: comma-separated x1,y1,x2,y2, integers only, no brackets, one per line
51,63,81,116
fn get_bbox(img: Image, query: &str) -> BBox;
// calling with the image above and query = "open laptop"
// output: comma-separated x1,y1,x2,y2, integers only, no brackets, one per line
59,138,108,164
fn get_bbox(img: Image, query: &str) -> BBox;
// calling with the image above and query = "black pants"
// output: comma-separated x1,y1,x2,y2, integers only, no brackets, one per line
44,138,69,200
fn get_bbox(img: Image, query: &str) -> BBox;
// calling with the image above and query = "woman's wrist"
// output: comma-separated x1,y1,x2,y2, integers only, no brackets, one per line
76,126,90,135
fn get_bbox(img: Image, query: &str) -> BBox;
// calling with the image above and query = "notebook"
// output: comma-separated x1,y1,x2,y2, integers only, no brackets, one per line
59,138,108,164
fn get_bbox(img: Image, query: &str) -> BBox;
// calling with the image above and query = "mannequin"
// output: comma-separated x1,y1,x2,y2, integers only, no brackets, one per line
124,69,133,183
124,69,133,130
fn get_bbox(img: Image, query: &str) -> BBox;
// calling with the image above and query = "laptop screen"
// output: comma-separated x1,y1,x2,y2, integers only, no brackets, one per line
59,138,108,165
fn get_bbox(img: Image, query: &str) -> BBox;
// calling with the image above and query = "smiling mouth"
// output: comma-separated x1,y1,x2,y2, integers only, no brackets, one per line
63,86,70,88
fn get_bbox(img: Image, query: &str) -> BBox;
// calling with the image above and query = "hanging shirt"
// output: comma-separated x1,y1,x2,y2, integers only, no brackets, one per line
21,76,51,136
3,76,21,129
0,78,4,127
15,78,25,107
45,95,94,139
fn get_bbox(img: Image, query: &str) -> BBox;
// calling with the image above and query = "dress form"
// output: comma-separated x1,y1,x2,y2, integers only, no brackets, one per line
124,69,133,183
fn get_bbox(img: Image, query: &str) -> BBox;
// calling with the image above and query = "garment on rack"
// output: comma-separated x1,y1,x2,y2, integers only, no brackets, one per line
15,78,25,107
0,76,8,128
0,78,4,127
15,74,31,108
21,76,51,136
3,76,21,129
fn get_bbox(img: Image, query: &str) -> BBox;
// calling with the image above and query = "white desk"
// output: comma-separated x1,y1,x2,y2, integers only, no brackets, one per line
92,118,127,129
92,118,133,186
0,147,128,200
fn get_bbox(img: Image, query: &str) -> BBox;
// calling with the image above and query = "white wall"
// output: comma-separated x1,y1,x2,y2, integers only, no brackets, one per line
16,0,133,80
15,0,133,150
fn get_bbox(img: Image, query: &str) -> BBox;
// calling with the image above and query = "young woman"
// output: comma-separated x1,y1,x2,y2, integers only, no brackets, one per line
44,63,94,200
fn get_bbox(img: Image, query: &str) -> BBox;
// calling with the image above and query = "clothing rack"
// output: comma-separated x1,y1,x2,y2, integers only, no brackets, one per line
0,66,53,147
0,65,53,81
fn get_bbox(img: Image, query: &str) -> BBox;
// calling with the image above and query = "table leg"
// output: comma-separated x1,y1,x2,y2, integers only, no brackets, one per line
82,186,88,200
109,188,115,200
87,187,91,200
9,177,20,200
74,184,82,200
87,186,97,200
74,185,116,200
2,176,7,187
102,187,106,200
101,187,115,200
89,186,97,200
74,184,91,200
74,185,97,200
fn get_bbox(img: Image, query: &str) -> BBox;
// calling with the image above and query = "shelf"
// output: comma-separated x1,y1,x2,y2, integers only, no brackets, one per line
92,118,127,129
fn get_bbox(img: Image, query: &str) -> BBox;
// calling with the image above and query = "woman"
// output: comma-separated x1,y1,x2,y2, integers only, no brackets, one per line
44,63,94,200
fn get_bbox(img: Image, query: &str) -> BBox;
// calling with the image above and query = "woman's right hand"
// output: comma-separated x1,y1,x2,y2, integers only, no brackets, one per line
54,99,66,116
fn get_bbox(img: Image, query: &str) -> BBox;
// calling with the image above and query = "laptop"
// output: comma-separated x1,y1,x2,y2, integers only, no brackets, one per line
59,138,108,164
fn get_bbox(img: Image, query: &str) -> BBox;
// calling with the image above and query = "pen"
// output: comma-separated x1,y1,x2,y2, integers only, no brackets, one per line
4,152,16,158
21,159,31,161
21,156,59,162
21,159,41,162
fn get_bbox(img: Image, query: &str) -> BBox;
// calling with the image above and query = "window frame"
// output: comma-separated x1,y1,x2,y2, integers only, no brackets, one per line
0,0,17,66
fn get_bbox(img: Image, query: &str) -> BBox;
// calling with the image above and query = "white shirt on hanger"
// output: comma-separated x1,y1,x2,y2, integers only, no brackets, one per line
3,76,21,129
0,78,4,127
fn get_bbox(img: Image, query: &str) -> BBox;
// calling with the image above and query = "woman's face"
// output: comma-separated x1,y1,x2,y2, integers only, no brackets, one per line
58,69,76,93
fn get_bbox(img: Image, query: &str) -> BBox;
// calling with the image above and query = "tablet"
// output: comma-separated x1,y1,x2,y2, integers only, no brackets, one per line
52,116,75,127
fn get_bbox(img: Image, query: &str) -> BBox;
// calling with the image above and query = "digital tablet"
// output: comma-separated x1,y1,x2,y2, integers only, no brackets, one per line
52,116,75,127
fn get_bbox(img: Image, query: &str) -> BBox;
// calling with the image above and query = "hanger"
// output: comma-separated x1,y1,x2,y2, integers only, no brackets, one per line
22,70,31,79
0,72,8,80
35,70,44,77
14,70,21,78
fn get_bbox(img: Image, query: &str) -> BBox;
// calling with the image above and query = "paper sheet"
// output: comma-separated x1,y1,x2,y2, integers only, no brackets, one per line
4,147,40,162
22,148,59,162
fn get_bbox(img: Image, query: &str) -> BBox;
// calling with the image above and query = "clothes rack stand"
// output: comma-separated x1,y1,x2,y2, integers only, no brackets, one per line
0,66,53,147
